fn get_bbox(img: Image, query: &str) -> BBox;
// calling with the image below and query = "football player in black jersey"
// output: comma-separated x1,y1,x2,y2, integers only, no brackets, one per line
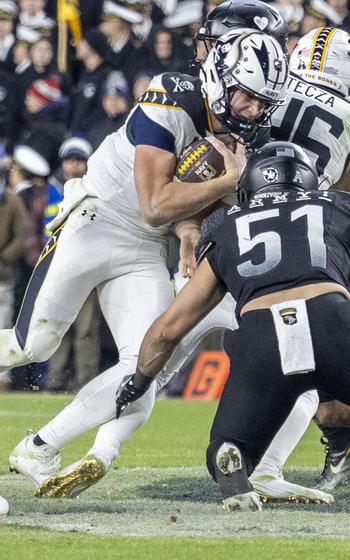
116,141,350,511
179,19,350,501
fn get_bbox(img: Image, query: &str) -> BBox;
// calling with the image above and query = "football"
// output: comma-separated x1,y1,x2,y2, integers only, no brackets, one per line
175,137,225,183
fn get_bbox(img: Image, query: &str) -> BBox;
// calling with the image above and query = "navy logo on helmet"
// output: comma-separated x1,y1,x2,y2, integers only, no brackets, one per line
263,167,279,182
252,40,270,81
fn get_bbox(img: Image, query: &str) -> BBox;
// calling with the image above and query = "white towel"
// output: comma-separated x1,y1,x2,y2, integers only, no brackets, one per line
271,299,315,376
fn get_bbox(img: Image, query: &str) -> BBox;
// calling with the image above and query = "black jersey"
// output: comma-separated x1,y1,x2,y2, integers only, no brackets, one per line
203,190,350,319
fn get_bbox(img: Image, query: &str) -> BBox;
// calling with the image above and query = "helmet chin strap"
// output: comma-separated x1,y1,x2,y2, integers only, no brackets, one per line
216,95,262,146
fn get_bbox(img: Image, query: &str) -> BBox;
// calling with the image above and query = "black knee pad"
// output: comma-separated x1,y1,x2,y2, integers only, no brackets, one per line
206,439,253,499
206,439,222,481
207,438,255,480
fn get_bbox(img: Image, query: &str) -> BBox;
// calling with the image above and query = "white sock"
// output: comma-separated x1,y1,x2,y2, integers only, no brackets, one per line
38,361,154,449
252,390,319,477
88,397,155,467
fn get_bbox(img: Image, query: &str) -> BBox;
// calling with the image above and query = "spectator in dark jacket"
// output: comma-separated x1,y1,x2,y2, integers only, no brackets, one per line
22,75,69,141
87,70,130,150
7,37,70,151
148,25,189,74
0,167,28,391
71,27,112,135
99,0,152,87
7,131,53,390
0,65,14,142
0,0,17,72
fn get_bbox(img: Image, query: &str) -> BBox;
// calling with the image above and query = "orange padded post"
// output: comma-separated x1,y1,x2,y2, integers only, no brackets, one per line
183,351,230,401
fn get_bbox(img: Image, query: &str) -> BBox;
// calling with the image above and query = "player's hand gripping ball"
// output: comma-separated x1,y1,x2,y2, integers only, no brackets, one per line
175,137,226,183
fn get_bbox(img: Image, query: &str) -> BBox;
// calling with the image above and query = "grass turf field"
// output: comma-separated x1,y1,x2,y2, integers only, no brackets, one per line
1,393,350,560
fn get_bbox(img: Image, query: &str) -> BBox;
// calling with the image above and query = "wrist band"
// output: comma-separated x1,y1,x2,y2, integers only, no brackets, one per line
133,369,154,391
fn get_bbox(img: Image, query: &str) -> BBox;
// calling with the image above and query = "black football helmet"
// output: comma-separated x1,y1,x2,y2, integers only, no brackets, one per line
193,0,289,63
237,141,319,202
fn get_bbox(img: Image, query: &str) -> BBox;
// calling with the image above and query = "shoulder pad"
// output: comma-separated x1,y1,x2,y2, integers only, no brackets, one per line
138,88,179,109
162,73,207,137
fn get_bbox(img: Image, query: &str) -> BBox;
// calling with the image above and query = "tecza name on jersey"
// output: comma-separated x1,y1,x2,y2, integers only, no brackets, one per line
288,75,335,108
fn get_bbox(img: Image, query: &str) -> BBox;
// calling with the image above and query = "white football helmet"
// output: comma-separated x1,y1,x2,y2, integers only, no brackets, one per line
200,30,288,143
289,27,350,97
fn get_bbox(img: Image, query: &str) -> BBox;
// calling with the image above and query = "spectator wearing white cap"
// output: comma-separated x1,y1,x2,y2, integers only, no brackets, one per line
131,0,154,43
327,0,349,24
13,25,42,74
44,136,101,394
9,138,50,309
163,0,203,63
8,125,58,391
99,0,152,85
0,0,17,71
18,0,55,39
300,0,343,34
87,71,130,150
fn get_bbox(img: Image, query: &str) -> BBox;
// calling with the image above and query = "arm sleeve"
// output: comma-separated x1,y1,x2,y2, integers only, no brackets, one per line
128,107,175,152
129,74,199,157
205,247,228,293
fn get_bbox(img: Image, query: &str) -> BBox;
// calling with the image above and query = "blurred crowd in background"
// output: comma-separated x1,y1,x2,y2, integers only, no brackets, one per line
0,0,349,394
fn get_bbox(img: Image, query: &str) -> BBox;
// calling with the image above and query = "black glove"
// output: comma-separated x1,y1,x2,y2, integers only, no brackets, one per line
116,370,153,419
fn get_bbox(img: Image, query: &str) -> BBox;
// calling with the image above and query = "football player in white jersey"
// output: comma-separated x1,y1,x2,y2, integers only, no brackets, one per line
272,26,350,189
7,30,288,497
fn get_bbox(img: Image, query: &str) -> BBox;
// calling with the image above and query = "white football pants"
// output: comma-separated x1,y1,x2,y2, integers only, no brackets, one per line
0,197,173,447
9,198,317,473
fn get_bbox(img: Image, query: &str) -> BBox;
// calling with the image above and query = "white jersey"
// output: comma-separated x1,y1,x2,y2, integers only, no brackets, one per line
271,72,350,189
82,72,211,240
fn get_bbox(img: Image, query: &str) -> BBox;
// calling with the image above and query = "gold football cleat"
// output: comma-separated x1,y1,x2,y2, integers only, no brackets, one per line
35,456,107,498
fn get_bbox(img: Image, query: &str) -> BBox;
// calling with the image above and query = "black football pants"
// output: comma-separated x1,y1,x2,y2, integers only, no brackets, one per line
207,293,350,478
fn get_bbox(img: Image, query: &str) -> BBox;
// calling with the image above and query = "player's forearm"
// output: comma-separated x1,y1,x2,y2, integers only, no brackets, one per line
144,172,238,227
173,218,201,241
137,322,179,379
